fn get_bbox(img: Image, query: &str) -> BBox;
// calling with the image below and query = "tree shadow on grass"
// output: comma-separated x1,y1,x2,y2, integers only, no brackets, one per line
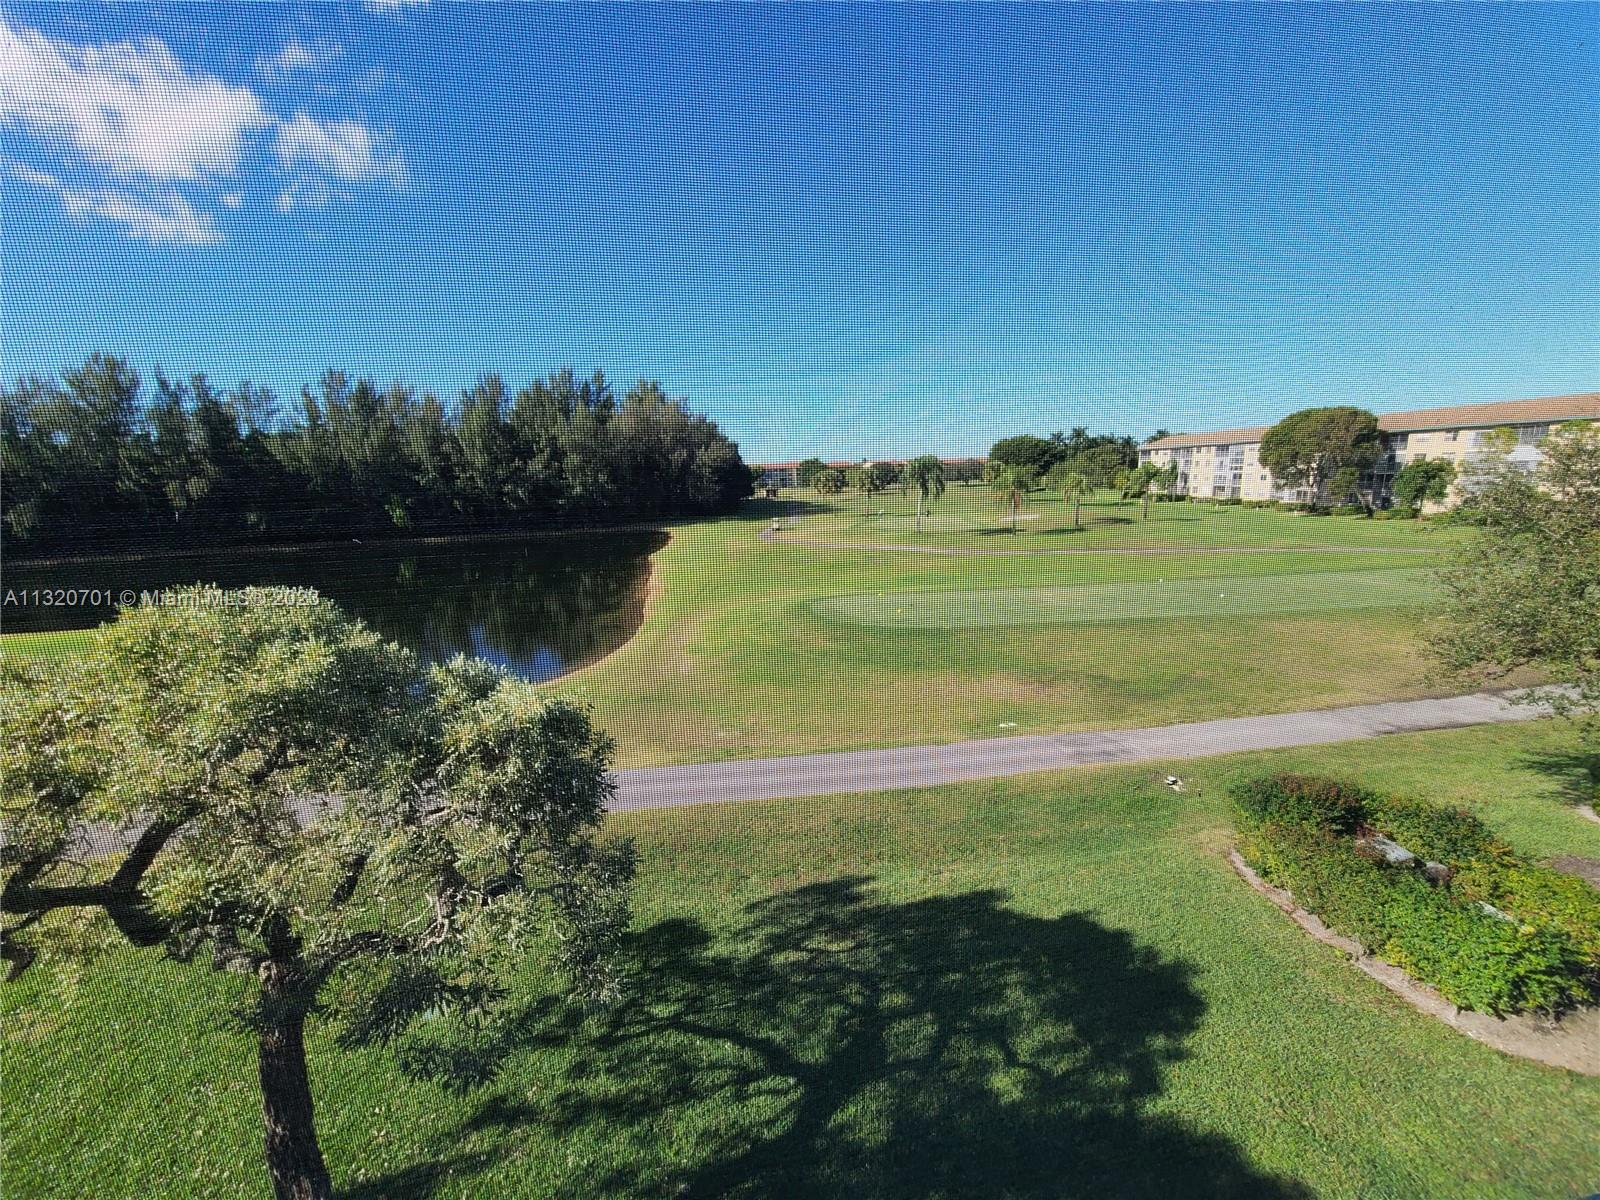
355,877,1311,1199
1516,748,1600,807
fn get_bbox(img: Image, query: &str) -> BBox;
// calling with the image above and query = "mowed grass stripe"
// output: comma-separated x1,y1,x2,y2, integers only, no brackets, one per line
810,567,1438,629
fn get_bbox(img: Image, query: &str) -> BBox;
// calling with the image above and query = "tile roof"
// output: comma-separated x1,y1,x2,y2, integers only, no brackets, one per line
1141,392,1599,450
1141,427,1271,451
1377,392,1600,432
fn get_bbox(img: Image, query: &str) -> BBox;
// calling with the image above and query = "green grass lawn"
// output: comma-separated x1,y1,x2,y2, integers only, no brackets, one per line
559,498,1486,765
2,496,1481,768
6,720,1597,1199
779,486,1463,553
0,629,92,664
811,566,1437,630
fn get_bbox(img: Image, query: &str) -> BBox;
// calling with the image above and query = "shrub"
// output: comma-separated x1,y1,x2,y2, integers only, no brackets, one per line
1242,820,1391,951
1454,863,1600,970
1361,794,1505,865
1231,772,1600,1014
1332,504,1368,517
1380,874,1590,1015
1231,773,1368,834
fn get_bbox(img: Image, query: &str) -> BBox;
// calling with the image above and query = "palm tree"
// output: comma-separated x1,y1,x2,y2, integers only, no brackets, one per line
1123,463,1159,520
1112,467,1132,507
902,455,946,533
1154,462,1180,513
1058,471,1090,528
989,465,1032,533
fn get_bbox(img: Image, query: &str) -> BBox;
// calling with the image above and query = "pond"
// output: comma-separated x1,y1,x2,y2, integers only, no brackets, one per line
3,530,667,683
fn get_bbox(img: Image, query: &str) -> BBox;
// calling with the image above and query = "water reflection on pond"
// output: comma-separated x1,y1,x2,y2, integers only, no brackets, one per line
4,530,667,683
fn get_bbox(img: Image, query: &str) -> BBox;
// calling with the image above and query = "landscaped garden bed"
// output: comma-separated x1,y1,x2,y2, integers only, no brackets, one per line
1231,773,1600,1070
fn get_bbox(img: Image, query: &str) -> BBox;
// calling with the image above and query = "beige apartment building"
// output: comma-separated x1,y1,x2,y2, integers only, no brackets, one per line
1138,392,1600,508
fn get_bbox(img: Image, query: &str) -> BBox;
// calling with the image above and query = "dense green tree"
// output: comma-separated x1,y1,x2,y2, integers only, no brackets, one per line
1051,443,1128,489
943,458,987,485
795,458,827,488
902,455,946,532
1391,458,1457,515
2,355,752,554
1,590,636,1200
857,462,898,495
1258,407,1381,505
1427,422,1600,741
988,435,1062,477
813,467,847,494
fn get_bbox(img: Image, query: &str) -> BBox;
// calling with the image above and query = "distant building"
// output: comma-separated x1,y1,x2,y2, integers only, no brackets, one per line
755,456,989,489
1138,392,1600,508
753,460,854,489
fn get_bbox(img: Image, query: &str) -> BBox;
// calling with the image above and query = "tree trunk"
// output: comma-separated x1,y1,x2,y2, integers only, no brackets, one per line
1073,497,1081,527
916,491,924,532
258,973,332,1200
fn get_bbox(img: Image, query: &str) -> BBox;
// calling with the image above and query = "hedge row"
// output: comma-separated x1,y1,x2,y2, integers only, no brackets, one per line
1232,773,1600,1015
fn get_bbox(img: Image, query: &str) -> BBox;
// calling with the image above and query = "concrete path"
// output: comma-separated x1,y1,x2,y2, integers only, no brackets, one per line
610,689,1551,812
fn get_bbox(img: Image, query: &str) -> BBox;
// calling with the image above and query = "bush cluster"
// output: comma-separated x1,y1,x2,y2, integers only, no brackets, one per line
1231,773,1599,1015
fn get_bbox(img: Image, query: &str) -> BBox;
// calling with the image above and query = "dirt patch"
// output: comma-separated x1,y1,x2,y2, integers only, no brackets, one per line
1229,849,1600,1075
1550,856,1600,890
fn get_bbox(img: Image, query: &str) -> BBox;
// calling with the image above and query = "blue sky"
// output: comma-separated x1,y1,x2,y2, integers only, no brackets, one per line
3,3,1596,460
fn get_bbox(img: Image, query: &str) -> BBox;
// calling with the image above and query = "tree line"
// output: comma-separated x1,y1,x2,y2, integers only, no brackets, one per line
2,354,754,556
986,428,1147,488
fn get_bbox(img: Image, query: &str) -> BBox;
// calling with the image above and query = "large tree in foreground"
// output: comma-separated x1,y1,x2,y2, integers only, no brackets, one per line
1,589,635,1200
1428,422,1600,745
902,455,946,532
1258,406,1382,505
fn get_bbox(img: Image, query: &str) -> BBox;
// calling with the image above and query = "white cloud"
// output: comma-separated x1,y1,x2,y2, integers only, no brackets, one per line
0,17,410,241
0,16,271,180
274,177,344,213
256,36,343,81
10,161,222,245
275,112,408,189
367,0,429,11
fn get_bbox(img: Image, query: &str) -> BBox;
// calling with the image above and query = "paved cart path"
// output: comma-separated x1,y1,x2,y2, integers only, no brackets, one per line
70,689,1560,854
609,689,1553,811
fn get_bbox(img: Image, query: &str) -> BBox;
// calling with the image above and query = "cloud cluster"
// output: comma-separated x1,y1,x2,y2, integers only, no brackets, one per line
10,161,223,245
256,35,343,81
0,17,409,245
276,112,408,189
